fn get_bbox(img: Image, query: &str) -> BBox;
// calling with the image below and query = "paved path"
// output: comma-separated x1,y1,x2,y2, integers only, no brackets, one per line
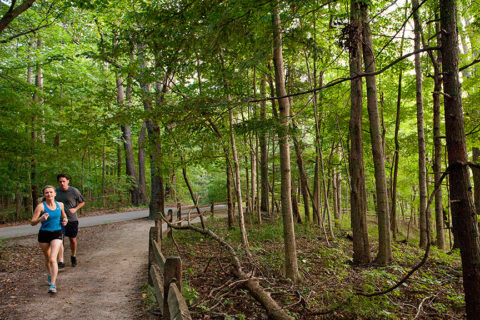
0,205,226,240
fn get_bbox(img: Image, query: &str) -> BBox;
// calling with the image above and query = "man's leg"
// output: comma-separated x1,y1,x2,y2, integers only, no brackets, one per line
70,237,77,256
70,237,77,267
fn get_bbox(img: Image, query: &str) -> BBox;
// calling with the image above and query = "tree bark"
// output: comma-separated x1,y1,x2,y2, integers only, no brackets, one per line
473,148,480,215
412,0,430,249
138,47,164,219
432,17,445,249
219,48,250,251
291,122,311,223
390,24,405,240
260,75,270,214
138,121,148,205
361,2,391,264
349,0,371,265
440,0,480,317
117,75,141,206
272,0,300,282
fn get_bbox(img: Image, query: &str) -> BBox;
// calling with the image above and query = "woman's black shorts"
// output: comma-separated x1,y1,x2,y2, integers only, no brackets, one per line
38,230,63,243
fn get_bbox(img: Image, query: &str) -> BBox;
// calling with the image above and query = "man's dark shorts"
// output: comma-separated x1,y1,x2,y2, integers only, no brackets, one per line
62,221,79,238
38,230,62,243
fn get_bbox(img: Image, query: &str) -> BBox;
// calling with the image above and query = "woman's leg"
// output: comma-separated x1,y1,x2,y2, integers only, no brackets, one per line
39,242,51,276
48,239,62,285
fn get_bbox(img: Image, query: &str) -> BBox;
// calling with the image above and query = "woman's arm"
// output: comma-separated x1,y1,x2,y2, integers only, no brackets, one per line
59,202,68,226
31,204,48,226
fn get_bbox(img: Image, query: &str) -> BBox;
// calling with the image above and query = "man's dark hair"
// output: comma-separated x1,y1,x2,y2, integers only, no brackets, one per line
57,173,71,181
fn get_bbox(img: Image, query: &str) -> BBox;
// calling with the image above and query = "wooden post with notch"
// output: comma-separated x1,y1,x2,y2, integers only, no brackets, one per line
148,226,159,285
163,256,182,320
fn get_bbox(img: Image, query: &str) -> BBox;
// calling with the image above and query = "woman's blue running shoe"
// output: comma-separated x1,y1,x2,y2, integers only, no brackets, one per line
48,284,57,294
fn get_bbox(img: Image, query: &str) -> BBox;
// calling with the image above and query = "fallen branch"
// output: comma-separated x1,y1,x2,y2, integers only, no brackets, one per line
160,215,294,320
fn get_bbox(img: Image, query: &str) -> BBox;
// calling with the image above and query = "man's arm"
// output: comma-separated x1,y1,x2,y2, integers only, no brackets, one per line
69,201,85,215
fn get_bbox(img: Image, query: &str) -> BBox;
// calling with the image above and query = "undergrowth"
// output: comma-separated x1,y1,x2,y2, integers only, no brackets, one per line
162,213,465,319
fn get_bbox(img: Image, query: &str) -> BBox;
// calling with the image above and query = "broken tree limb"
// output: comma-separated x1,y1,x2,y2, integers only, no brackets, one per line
160,215,294,320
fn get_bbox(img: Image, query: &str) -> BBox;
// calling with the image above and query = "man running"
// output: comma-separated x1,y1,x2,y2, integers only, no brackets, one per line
56,173,85,267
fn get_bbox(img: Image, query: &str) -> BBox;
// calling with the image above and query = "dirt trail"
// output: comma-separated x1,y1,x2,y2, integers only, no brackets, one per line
9,218,155,320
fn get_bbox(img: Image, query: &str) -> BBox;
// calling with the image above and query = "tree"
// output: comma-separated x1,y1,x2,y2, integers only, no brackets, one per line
361,1,391,264
272,0,300,282
348,0,371,265
440,0,480,317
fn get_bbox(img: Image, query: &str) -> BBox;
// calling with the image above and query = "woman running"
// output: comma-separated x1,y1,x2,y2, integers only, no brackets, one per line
31,185,68,294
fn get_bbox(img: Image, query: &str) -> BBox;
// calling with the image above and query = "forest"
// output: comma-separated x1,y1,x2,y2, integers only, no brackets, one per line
1,0,480,318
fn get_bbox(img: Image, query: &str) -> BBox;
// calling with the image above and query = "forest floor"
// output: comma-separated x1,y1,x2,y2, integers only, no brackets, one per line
160,215,466,320
0,218,156,320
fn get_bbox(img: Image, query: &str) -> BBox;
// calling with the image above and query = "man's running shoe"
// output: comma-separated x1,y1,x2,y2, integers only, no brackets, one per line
48,284,57,294
58,262,65,269
48,274,51,285
71,256,77,267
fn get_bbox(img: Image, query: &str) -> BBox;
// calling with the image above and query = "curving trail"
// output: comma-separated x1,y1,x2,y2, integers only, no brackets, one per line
11,218,154,320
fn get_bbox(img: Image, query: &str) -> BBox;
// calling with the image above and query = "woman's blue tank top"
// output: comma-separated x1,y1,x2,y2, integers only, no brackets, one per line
40,201,62,231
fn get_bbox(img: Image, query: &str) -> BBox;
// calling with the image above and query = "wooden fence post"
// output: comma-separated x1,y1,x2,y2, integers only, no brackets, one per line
177,202,182,220
163,256,182,320
211,201,215,216
148,226,159,286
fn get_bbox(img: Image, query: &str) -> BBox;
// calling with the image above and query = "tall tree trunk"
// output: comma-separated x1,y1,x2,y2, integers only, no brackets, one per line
260,76,270,214
272,0,300,282
139,47,164,219
117,75,141,206
336,147,343,222
229,106,249,250
412,0,430,249
473,148,480,215
349,0,371,265
291,122,311,223
361,2,391,265
440,0,480,317
219,48,250,252
31,36,43,209
390,25,405,240
268,63,278,216
138,121,148,205
432,17,445,249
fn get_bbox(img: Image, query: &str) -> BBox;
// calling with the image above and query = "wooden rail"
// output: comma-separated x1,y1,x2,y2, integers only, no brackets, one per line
147,201,229,319
148,226,192,320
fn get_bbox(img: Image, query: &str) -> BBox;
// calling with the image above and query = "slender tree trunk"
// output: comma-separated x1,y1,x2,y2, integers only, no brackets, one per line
361,2,391,264
412,0,430,249
390,24,405,240
138,47,164,219
349,0,371,265
473,148,480,215
291,180,301,223
291,122,311,223
31,36,44,209
138,121,148,204
440,1,480,317
229,106,249,250
260,76,269,214
206,118,235,228
219,48,250,252
272,0,300,282
117,75,141,205
336,147,343,222
432,20,445,249
226,158,235,227
102,138,106,207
